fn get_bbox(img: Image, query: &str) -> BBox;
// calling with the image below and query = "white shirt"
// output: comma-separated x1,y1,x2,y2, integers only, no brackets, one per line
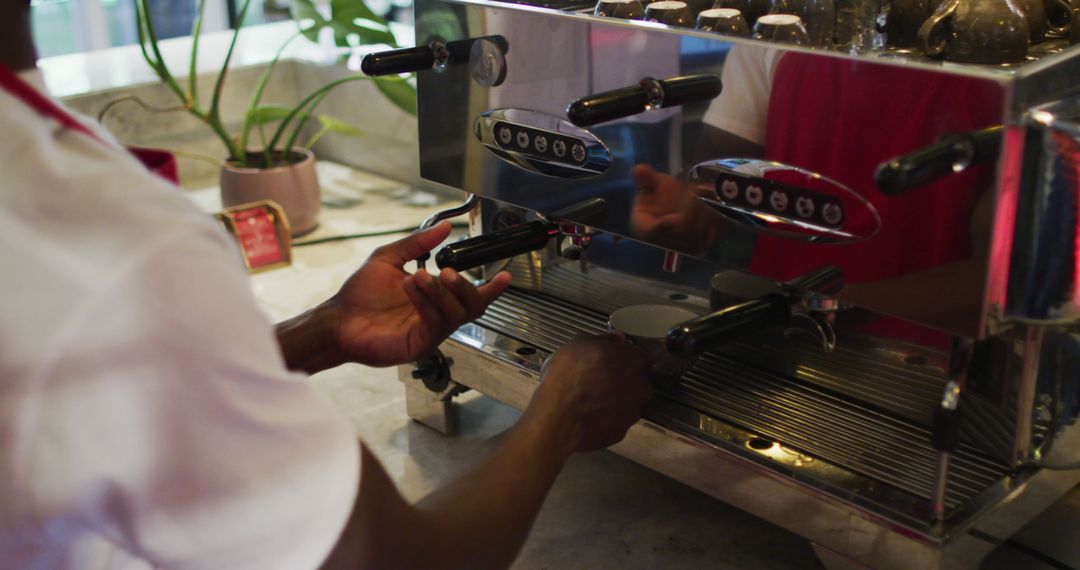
701,44,782,145
0,69,359,569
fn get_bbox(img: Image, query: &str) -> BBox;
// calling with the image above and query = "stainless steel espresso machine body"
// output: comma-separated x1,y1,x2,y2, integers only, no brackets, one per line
384,1,1080,567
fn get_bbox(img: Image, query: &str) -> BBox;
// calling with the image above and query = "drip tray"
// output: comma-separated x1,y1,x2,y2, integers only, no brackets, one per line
473,286,1011,514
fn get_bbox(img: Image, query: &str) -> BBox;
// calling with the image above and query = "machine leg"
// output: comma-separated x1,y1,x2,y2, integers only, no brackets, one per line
402,378,459,435
399,349,463,435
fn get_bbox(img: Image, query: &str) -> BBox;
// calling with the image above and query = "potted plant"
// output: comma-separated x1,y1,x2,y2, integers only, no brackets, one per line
118,0,417,236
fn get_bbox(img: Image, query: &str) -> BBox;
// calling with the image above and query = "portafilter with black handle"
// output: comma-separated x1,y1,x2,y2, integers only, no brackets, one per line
667,265,844,356
435,198,608,272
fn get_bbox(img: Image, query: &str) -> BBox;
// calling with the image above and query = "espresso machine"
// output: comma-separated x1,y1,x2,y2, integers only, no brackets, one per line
366,0,1080,566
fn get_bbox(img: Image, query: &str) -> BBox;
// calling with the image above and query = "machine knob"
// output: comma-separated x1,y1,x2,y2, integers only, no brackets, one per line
566,74,722,127
362,43,443,76
874,125,1002,196
434,198,608,271
667,294,792,356
362,36,509,77
435,222,553,272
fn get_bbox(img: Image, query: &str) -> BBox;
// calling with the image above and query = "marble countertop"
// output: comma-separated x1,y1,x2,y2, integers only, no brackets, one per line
188,163,1079,570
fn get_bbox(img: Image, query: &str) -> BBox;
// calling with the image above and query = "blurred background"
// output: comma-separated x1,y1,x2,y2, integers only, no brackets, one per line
29,0,414,59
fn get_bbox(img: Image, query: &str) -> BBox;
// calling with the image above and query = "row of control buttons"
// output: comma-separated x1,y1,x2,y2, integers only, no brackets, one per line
718,176,844,227
495,122,588,165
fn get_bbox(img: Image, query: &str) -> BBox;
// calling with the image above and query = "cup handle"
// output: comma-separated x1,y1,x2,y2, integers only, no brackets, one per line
918,0,958,57
793,21,812,45
1046,0,1072,35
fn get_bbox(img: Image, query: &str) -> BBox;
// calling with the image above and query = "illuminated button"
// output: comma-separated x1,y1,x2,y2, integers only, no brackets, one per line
796,196,815,218
720,179,739,200
769,190,789,212
497,125,513,145
534,134,548,153
553,139,567,158
571,142,587,163
516,130,531,149
822,202,843,226
745,184,764,206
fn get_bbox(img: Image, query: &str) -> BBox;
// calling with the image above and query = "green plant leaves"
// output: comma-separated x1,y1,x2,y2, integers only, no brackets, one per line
329,0,396,46
247,105,297,125
290,0,397,48
290,0,328,43
375,78,418,117
318,115,365,137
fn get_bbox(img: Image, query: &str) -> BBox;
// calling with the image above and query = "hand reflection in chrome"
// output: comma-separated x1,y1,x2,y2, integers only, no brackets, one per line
630,164,723,254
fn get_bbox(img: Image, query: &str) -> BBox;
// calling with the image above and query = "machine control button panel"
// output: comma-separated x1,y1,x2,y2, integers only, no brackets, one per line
493,120,590,166
715,174,845,228
689,158,880,244
475,110,612,179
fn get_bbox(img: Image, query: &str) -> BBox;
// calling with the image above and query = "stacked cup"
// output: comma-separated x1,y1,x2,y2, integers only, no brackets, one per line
594,0,646,19
697,7,752,34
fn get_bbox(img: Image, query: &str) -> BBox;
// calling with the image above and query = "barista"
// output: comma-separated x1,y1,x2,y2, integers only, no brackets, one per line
0,3,652,568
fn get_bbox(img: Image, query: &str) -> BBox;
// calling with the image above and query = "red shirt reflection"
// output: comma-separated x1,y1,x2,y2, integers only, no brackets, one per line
750,53,1004,283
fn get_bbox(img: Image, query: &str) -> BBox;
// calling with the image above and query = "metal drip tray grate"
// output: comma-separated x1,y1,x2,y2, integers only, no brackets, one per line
474,286,1011,511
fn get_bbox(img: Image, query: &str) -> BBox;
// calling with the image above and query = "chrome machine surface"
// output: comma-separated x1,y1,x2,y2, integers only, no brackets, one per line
386,0,1080,567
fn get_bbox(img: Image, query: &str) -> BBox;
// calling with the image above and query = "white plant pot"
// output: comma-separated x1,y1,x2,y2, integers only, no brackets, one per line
220,148,321,237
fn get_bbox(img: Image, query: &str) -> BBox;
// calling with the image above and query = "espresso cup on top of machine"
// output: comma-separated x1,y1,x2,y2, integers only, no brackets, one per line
594,0,646,19
697,7,752,34
714,0,772,25
1010,0,1073,44
752,13,812,44
769,0,836,46
608,304,702,384
917,0,1030,64
879,0,930,48
644,0,696,26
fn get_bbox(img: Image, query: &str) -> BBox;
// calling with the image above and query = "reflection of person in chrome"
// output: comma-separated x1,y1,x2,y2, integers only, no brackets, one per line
633,44,1004,335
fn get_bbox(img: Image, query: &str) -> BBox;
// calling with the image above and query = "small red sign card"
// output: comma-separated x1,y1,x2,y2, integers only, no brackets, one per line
216,200,292,273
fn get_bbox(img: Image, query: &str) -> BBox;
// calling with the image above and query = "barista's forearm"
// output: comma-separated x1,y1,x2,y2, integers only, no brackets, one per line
325,402,579,570
274,301,345,374
411,405,579,569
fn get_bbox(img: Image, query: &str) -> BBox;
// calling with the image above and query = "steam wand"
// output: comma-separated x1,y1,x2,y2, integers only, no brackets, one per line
415,193,481,272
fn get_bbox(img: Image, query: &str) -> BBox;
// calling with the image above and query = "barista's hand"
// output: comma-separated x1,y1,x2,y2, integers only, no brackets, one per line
525,334,652,453
332,221,511,367
630,164,719,253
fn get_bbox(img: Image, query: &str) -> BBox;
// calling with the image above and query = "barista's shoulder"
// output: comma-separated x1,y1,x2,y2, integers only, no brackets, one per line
0,94,230,253
0,86,55,157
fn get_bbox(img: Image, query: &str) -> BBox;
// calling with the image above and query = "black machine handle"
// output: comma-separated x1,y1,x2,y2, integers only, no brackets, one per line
547,197,608,226
874,125,1003,196
666,293,792,356
785,265,844,296
435,221,553,271
361,45,438,76
361,36,509,77
434,198,608,271
566,74,722,127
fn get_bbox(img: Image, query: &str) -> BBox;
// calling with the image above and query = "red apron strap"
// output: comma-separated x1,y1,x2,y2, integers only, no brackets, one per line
0,63,179,184
0,63,105,143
